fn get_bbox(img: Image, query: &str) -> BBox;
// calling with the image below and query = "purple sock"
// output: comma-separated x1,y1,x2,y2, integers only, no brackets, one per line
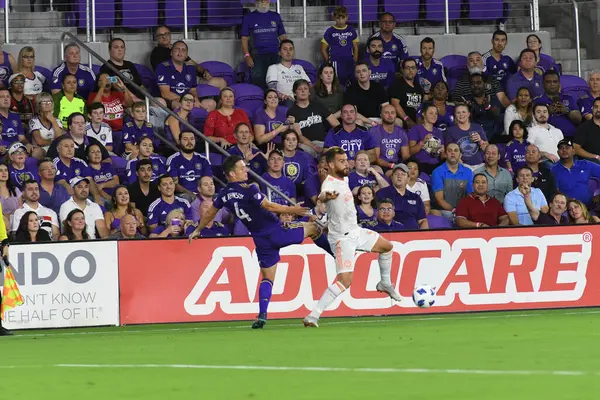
258,279,273,316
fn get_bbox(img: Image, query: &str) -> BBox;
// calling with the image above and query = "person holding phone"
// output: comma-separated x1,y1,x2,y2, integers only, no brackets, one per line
88,72,133,135
149,208,194,238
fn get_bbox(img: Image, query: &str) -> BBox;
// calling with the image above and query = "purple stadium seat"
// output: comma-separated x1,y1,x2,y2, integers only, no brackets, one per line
383,0,420,23
236,61,251,84
207,0,243,26
339,0,378,24
199,61,235,87
78,0,114,28
230,83,265,117
561,74,589,98
469,0,504,20
448,77,457,92
427,215,453,229
134,63,160,97
122,0,158,28
441,55,467,81
426,0,461,22
292,59,318,84
196,83,221,99
165,0,201,28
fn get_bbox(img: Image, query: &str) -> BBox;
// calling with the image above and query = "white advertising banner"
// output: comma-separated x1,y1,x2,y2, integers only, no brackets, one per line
1,241,119,330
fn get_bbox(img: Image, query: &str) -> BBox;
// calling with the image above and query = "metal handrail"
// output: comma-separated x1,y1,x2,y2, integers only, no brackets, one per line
60,31,296,204
572,0,582,77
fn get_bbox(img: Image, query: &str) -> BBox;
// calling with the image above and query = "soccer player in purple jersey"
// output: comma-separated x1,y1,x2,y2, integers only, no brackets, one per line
189,155,321,329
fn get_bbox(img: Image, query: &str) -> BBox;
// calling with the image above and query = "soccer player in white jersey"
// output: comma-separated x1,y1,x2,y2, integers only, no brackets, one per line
303,147,401,328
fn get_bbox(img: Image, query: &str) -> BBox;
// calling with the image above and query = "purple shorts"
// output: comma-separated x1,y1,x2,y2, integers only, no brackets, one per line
253,224,305,268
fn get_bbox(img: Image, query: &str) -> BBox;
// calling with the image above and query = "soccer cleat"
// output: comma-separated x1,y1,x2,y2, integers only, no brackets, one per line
0,327,13,336
302,316,319,328
376,282,402,302
251,313,267,329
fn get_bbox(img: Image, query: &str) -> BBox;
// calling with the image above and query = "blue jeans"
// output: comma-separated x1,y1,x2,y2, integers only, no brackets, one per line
252,53,280,89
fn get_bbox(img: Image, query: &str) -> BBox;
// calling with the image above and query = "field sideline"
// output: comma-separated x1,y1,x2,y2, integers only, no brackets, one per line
3,308,599,399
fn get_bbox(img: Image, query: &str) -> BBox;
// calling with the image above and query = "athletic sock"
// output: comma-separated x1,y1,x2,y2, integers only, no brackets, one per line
378,251,393,286
308,281,346,319
258,279,273,317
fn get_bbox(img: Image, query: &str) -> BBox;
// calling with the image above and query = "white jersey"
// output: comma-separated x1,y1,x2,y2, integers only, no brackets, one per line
86,122,113,147
320,175,358,238
29,116,63,143
11,203,59,240
24,71,46,96
266,63,311,97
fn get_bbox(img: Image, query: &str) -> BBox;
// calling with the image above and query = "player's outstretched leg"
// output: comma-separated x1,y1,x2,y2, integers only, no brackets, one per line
303,274,351,328
252,267,276,329
371,236,401,302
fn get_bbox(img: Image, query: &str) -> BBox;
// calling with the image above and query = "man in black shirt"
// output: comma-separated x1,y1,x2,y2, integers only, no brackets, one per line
574,97,600,163
534,193,569,225
344,61,389,122
451,51,509,107
388,58,423,129
99,38,145,100
127,159,160,217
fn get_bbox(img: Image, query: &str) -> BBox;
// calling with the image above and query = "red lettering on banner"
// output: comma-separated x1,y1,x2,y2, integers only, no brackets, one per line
399,250,441,296
306,254,329,298
269,255,305,303
490,247,538,293
196,257,250,305
438,248,488,295
349,253,382,299
539,245,581,292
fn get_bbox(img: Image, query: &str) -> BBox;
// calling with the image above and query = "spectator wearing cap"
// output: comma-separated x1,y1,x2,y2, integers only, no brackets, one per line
11,180,60,240
37,158,70,215
527,103,563,167
552,138,600,206
260,149,296,206
574,97,600,163
8,73,35,133
266,39,311,105
0,88,26,155
191,176,231,224
525,143,557,202
127,158,160,217
431,143,473,220
166,131,212,201
376,163,429,229
482,30,518,91
534,70,581,138
455,173,509,228
506,49,544,102
577,71,600,121
452,51,508,107
109,213,146,239
371,199,405,232
196,199,231,237
533,193,569,225
147,174,193,231
504,166,548,225
7,142,39,190
474,144,513,203
241,0,287,89
59,176,109,239
47,112,110,162
348,150,389,195
324,104,376,167
50,43,96,100
51,135,97,198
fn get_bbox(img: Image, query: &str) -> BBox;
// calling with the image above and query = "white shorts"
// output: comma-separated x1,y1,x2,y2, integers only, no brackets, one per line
329,227,380,274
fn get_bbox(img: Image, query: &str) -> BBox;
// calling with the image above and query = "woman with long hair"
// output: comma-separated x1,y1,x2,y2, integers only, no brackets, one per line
408,104,446,175
104,185,147,236
505,120,529,174
14,211,51,243
504,86,532,134
281,129,316,186
406,160,431,215
310,63,344,116
52,74,86,129
87,143,119,202
253,89,290,146
16,46,47,99
29,92,64,159
59,209,90,241
567,199,600,224
150,208,194,238
526,34,559,75
0,163,21,228
88,72,133,133
205,87,252,148
164,93,194,148
355,185,377,226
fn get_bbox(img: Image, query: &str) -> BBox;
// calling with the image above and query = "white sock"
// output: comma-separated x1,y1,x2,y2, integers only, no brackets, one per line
378,251,393,286
309,281,346,319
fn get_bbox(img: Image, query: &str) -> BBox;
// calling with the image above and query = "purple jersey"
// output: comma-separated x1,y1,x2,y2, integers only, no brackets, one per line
240,10,286,55
0,111,25,147
147,196,193,226
368,32,408,68
260,172,296,205
349,171,378,191
253,106,288,145
578,93,594,117
324,125,375,160
200,222,231,237
416,102,455,132
0,51,14,88
534,93,578,137
445,124,487,166
126,155,167,184
356,205,377,225
9,162,39,189
166,152,212,193
53,157,90,183
155,60,197,96
506,71,544,101
90,162,117,196
408,124,445,165
536,53,559,75
504,139,527,172
122,120,155,145
283,150,315,183
366,58,396,89
228,146,266,176
369,124,409,164
304,174,321,206
482,51,517,89
414,57,446,91
322,25,358,60
50,63,96,100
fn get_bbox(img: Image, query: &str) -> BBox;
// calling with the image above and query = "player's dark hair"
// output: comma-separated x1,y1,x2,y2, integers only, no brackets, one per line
509,120,529,142
492,30,507,41
325,147,345,164
132,101,146,111
88,102,104,113
268,149,284,159
473,173,488,183
222,155,244,180
292,79,310,93
136,135,153,146
469,72,484,82
550,192,567,203
279,39,294,50
281,129,299,147
135,158,152,172
157,174,173,186
420,37,435,48
62,73,77,85
533,102,549,114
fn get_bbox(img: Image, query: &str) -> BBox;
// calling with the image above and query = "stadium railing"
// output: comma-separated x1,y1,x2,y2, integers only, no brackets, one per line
60,31,296,204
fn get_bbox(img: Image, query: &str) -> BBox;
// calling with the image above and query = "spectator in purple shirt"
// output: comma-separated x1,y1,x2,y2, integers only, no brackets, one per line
86,143,119,204
417,81,455,133
533,70,582,137
241,0,287,89
414,37,446,94
526,34,560,75
504,120,529,174
482,30,517,90
260,149,296,205
122,101,156,155
228,122,267,177
166,131,212,200
365,37,396,89
52,135,99,199
355,184,378,226
281,129,316,185
147,174,193,231
254,89,290,147
190,176,231,225
445,104,488,170
348,150,389,195
125,135,167,184
506,49,544,102
578,72,600,121
8,142,38,189
371,104,410,174
50,43,96,100
38,158,70,215
320,7,358,86
155,41,200,110
368,12,408,70
408,103,445,175
0,88,26,153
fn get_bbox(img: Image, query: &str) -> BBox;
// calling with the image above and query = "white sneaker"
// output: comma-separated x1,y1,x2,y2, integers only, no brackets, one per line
376,282,402,302
302,315,319,328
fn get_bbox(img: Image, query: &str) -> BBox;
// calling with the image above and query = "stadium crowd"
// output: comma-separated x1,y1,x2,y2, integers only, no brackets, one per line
0,0,599,245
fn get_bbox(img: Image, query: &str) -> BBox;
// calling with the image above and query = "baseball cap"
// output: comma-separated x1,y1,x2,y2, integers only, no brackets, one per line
557,139,573,148
69,176,90,188
392,163,409,174
8,142,27,156
8,73,25,85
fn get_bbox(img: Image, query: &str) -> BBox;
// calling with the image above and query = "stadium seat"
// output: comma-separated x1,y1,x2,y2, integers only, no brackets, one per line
339,0,378,24
427,215,453,229
236,61,251,84
292,59,318,84
425,0,461,22
165,0,201,28
206,0,243,26
199,61,235,87
440,55,467,80
561,74,590,99
134,63,160,97
196,83,221,99
122,0,158,28
230,83,265,117
78,0,114,28
382,0,420,23
469,0,504,20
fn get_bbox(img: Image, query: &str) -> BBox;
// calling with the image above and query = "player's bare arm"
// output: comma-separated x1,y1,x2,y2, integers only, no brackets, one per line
188,206,219,242
262,199,310,217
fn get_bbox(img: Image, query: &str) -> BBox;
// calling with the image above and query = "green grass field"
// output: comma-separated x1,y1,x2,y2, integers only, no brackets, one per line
2,308,600,399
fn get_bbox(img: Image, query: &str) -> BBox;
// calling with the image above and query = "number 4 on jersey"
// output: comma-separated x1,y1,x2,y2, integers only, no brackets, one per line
234,202,252,222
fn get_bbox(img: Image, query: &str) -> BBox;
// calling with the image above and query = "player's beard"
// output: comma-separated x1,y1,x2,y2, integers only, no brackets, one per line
337,166,349,177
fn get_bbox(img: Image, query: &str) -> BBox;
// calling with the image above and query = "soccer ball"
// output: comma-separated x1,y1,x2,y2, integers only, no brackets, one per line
412,285,436,308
